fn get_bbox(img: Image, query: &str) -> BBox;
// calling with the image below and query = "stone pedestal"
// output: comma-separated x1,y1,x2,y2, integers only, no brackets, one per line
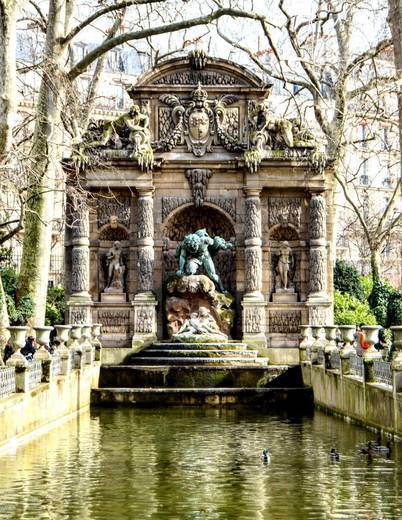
132,292,157,347
242,295,268,355
272,288,297,303
101,290,126,303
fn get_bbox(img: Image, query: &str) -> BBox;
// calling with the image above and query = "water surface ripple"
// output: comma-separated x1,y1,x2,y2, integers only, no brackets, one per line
0,408,401,519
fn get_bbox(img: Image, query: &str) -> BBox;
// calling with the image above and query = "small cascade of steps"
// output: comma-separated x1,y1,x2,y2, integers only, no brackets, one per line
92,340,312,408
128,341,268,367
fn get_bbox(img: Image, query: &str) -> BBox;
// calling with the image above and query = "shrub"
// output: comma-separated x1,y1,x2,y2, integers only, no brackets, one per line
334,289,377,325
0,267,34,325
45,285,65,325
333,259,365,301
369,279,402,328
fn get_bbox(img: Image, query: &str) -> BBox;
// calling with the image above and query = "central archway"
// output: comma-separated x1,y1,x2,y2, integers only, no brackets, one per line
162,203,237,303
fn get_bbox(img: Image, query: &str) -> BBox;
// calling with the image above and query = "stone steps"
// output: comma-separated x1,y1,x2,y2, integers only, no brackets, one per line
138,349,258,358
129,357,268,366
91,386,313,407
98,365,296,389
151,342,248,350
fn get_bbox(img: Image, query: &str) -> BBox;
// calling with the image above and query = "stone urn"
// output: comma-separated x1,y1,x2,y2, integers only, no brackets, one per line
55,325,72,374
6,326,30,367
361,325,382,383
33,326,54,381
361,326,382,361
299,325,312,363
324,326,338,369
54,325,71,348
91,324,102,362
69,326,83,369
338,325,356,356
391,326,402,369
310,326,324,364
81,324,94,364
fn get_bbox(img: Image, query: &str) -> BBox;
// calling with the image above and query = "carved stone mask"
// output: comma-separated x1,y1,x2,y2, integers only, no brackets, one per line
109,215,119,228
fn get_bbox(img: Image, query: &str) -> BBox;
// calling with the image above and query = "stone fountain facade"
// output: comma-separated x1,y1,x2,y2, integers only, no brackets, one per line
64,52,334,364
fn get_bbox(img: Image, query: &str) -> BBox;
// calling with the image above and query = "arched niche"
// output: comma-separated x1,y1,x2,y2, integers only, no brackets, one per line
268,224,302,300
98,223,129,241
162,204,236,293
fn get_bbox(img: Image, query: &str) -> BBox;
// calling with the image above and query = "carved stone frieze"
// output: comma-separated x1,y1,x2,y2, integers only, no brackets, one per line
158,107,176,141
309,248,327,293
98,310,130,334
153,71,247,86
98,198,131,229
137,248,154,292
269,310,301,333
162,197,191,221
134,307,154,334
309,194,326,239
137,196,154,239
245,198,261,238
244,307,264,334
268,198,302,229
71,248,89,293
185,169,212,207
207,197,236,221
245,248,262,293
69,308,88,324
99,227,129,241
309,306,329,326
161,196,236,222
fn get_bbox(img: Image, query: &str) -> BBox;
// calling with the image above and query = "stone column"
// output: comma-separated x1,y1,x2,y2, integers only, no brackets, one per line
307,192,331,323
67,199,93,324
241,188,267,353
132,187,157,347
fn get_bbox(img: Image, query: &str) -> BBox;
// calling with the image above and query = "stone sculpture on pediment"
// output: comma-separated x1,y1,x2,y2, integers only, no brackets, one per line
77,104,153,170
244,87,326,173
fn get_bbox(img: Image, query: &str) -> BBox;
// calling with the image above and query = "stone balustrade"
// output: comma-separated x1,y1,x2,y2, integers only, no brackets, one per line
299,324,402,436
299,324,402,389
0,323,103,400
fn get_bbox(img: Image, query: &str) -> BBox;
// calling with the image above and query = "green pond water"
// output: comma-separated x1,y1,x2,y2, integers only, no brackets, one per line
0,407,401,520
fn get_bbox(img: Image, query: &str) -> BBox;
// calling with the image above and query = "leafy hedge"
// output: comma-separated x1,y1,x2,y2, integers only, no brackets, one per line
0,267,65,326
45,285,65,325
369,279,402,328
334,259,365,301
334,289,377,326
0,267,34,325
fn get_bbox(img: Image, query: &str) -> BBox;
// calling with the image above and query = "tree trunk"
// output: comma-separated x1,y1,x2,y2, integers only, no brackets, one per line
0,0,17,161
370,247,382,284
16,0,68,325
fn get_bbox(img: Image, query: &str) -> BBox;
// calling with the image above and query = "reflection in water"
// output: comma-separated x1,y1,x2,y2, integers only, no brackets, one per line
0,408,401,519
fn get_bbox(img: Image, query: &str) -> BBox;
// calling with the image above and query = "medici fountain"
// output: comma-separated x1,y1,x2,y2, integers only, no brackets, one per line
64,50,334,381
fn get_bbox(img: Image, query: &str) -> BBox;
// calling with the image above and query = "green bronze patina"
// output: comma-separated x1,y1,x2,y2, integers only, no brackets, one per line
175,229,232,293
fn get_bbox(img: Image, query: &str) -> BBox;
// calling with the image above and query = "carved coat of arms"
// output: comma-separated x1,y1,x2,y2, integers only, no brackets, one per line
156,83,244,157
